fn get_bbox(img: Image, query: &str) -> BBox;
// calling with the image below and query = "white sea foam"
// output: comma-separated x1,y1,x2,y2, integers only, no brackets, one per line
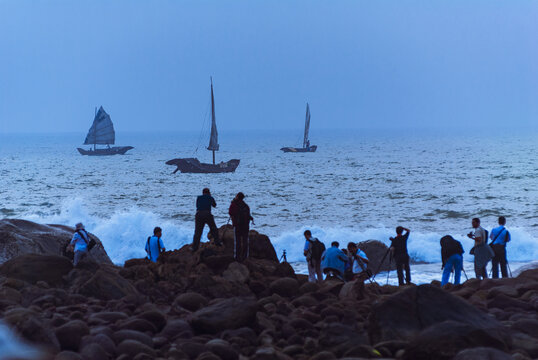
24,199,538,266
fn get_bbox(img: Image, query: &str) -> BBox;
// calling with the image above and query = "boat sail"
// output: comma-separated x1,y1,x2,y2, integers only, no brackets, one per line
281,103,317,153
166,78,240,174
77,106,133,156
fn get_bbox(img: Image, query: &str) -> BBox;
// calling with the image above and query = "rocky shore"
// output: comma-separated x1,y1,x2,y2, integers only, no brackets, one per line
0,220,537,360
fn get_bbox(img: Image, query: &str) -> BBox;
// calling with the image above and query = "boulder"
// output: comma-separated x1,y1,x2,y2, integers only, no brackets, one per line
55,320,90,351
223,262,250,283
269,278,299,298
0,219,112,264
356,240,396,273
174,292,209,312
404,321,510,360
116,339,156,358
191,297,258,334
2,307,60,349
452,347,512,360
0,254,72,286
215,226,279,262
74,268,139,300
368,284,509,344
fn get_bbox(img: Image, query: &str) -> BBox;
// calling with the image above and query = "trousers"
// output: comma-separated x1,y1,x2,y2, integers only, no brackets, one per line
441,254,463,286
491,244,508,278
234,226,249,262
395,256,411,286
192,210,220,251
307,259,323,283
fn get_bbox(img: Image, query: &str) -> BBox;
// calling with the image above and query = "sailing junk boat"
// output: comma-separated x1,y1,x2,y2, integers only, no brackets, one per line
280,103,317,153
77,106,133,156
166,78,240,174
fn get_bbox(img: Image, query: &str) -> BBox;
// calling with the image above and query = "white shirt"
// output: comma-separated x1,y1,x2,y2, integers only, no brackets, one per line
474,226,486,245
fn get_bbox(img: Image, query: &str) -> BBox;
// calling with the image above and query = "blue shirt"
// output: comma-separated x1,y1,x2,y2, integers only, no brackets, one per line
145,236,164,262
490,226,510,245
304,237,318,252
196,194,216,212
321,246,348,276
70,230,89,252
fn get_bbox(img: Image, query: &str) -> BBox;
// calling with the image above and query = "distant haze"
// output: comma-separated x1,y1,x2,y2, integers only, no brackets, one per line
1,1,537,133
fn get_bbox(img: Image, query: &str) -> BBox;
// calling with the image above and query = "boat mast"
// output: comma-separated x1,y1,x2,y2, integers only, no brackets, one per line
303,103,310,148
207,77,220,164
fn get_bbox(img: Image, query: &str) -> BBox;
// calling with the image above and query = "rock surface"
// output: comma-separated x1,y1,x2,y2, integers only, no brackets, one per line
0,221,536,360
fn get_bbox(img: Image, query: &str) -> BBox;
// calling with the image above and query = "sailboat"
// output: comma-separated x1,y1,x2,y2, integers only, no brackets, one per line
280,103,317,153
77,106,133,156
166,78,240,174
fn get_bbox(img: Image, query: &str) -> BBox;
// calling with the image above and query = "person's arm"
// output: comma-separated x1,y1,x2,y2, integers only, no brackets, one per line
196,197,200,210
303,240,310,256
159,238,165,253
489,229,495,240
211,196,217,208
357,254,369,264
70,233,78,245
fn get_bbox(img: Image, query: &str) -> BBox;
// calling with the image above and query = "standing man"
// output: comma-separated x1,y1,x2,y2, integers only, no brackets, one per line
146,227,165,263
390,226,411,286
467,217,491,280
229,192,253,262
192,188,222,252
490,216,511,278
303,230,325,283
70,223,90,266
440,235,464,286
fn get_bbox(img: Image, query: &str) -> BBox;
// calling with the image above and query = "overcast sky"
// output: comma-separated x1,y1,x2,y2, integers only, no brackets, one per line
0,1,537,133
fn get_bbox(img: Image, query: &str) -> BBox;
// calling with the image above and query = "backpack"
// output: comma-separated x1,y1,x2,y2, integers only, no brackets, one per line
77,230,96,251
308,238,326,262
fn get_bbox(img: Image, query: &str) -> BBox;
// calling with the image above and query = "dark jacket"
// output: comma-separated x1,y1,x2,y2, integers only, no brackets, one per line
390,232,410,261
229,199,253,228
440,235,464,267
197,194,216,212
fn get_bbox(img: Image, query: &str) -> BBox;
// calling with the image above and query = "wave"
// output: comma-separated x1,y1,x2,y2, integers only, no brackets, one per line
22,199,538,265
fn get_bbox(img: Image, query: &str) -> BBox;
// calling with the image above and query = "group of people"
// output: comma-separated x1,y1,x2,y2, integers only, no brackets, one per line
441,216,511,286
302,216,512,286
67,199,512,290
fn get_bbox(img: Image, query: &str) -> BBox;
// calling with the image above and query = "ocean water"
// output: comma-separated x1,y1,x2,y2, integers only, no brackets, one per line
1,130,537,277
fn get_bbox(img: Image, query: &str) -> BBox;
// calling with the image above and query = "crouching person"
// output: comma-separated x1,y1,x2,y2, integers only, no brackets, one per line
71,222,90,266
347,242,371,281
321,241,348,281
440,235,464,286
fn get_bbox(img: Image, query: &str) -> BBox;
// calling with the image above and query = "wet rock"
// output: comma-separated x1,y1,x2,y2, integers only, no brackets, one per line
309,351,336,360
3,307,60,349
88,311,128,324
80,342,109,360
0,219,111,264
404,320,510,360
191,297,258,334
55,320,90,351
206,339,239,360
117,339,156,358
118,318,157,333
74,269,139,300
223,262,250,283
269,278,299,298
0,254,72,286
368,284,508,344
112,329,154,348
55,351,83,360
452,347,512,360
159,319,193,340
174,292,209,312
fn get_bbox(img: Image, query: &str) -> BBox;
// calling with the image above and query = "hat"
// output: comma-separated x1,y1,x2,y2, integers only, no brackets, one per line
75,223,85,230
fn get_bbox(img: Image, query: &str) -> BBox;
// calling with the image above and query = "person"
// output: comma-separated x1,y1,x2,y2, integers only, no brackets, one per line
70,223,90,266
490,216,511,278
303,230,325,283
390,226,411,286
321,241,348,280
440,235,464,286
228,192,254,262
347,242,371,281
467,217,492,280
145,227,166,263
192,188,222,251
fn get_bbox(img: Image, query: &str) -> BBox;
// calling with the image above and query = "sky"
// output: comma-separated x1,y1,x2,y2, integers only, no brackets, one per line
0,0,537,133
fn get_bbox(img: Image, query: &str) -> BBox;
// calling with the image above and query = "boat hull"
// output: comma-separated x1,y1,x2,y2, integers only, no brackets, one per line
280,145,317,153
166,158,240,174
77,146,134,156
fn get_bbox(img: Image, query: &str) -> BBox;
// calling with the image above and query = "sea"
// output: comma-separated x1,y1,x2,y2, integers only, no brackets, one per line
1,129,537,285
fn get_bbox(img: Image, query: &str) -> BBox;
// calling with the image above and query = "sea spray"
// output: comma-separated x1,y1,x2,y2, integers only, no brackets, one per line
23,199,538,265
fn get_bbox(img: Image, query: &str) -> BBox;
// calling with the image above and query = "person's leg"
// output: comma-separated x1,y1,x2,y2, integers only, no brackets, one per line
73,250,81,266
307,261,316,282
491,255,500,279
441,265,452,286
499,247,508,278
404,259,411,284
192,213,204,251
396,262,404,286
454,255,462,285
233,227,241,260
474,261,481,279
240,229,249,261
315,260,323,283
482,266,488,279
207,214,221,245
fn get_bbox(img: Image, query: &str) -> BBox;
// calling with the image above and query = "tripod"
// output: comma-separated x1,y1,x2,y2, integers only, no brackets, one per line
279,250,287,263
